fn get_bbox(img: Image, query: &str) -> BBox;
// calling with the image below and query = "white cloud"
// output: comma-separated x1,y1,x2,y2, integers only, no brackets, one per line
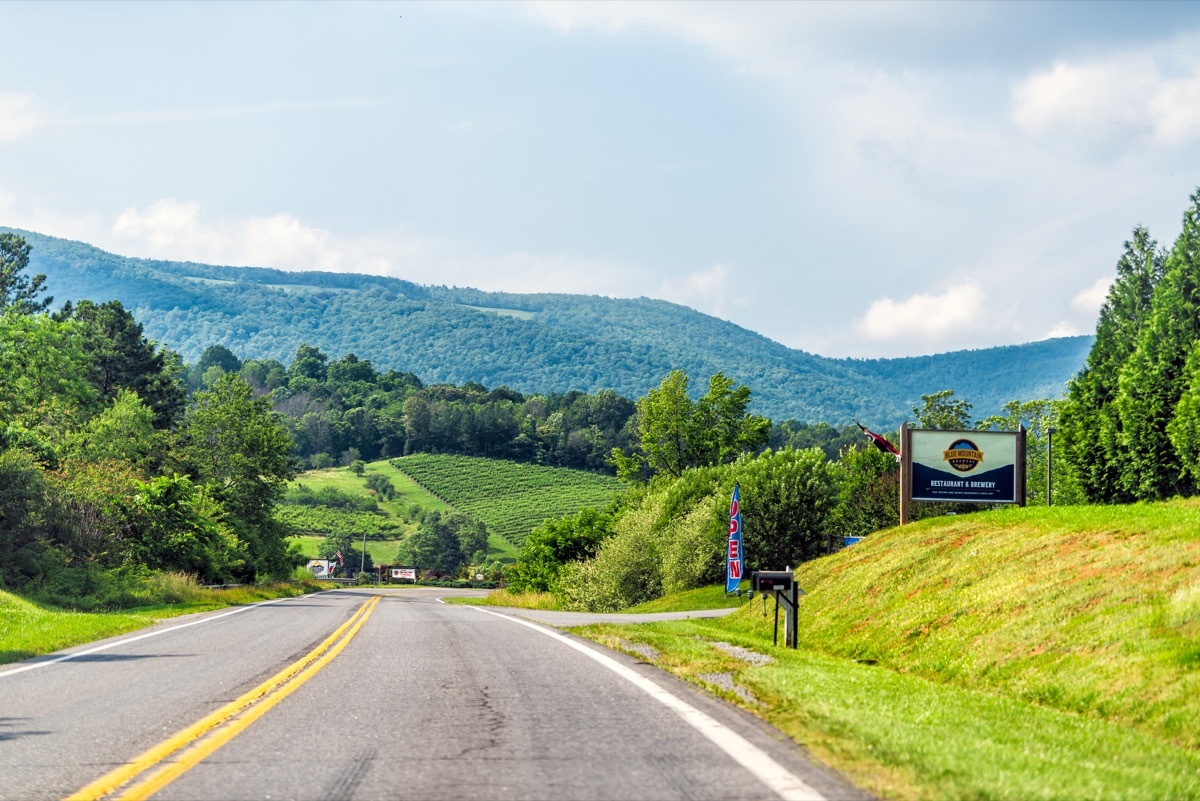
658,263,749,321
67,98,386,127
1043,321,1081,339
112,200,343,271
0,94,44,141
106,199,642,297
855,283,989,342
1012,44,1200,152
1071,276,1114,315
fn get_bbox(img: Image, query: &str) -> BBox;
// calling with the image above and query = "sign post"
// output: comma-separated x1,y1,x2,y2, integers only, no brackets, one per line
751,570,804,648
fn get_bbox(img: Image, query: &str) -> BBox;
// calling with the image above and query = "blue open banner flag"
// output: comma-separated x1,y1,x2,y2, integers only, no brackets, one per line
726,483,743,593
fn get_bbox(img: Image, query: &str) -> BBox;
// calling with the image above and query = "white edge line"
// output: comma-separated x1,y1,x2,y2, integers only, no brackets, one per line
469,606,827,801
0,593,316,680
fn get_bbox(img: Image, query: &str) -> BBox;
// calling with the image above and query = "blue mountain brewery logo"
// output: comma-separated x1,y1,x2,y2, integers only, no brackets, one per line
943,439,985,472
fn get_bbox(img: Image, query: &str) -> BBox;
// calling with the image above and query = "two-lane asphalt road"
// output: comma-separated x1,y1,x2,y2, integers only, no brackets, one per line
0,589,869,801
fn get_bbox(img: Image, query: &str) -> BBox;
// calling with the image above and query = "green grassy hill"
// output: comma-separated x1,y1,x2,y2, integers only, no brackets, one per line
7,227,1092,425
390,453,623,546
786,501,1200,747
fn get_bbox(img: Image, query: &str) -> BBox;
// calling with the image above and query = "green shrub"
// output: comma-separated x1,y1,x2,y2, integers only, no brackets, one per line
659,497,726,594
285,484,380,513
556,500,663,612
554,448,839,610
507,508,613,593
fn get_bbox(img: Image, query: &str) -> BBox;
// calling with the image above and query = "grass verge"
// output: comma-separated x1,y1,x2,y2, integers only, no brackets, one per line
446,582,753,612
578,615,1200,801
443,589,561,609
0,578,329,667
570,500,1200,799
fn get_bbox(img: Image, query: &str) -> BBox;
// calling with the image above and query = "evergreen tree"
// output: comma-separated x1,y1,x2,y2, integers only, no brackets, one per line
1115,190,1200,500
0,233,52,314
65,300,186,429
1166,343,1200,487
1060,226,1163,503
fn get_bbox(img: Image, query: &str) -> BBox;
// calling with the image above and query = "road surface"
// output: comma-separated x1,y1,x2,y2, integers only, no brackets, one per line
0,588,870,801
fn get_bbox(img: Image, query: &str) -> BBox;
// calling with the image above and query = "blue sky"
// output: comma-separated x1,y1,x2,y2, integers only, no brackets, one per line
2,1,1199,358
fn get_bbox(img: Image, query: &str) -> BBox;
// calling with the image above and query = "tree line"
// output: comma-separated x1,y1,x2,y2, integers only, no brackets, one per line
9,184,1197,610
185,340,876,477
1059,189,1200,502
1,233,298,602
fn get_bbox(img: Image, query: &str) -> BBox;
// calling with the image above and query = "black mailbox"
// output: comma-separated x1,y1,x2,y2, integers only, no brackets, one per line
751,570,794,594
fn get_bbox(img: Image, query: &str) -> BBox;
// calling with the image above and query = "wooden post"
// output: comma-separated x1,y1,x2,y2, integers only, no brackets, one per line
1016,423,1027,507
899,422,911,525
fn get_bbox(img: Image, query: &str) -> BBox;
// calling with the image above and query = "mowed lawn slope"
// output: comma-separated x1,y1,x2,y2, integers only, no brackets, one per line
579,501,1200,799
789,500,1200,747
390,454,623,546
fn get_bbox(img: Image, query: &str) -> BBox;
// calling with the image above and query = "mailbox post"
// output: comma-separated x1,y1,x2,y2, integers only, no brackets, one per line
751,570,805,648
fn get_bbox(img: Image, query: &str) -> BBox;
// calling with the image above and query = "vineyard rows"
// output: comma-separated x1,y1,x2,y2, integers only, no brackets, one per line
390,453,622,546
276,505,406,538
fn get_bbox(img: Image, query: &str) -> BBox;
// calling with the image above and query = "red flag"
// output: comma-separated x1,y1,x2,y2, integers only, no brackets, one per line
853,419,900,457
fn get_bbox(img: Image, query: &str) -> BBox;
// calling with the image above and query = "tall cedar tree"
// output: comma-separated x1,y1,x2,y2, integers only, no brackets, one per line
1060,227,1164,503
1115,190,1200,500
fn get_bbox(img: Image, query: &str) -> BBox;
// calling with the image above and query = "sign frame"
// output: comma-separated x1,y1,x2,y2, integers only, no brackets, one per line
900,423,1026,524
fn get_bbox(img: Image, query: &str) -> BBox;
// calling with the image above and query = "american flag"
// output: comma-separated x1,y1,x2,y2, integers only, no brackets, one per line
853,419,900,458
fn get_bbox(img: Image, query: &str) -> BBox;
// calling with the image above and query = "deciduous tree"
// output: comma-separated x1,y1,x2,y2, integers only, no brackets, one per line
175,373,299,579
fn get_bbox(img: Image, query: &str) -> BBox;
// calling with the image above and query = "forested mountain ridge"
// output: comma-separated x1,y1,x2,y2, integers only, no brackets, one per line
7,227,1091,424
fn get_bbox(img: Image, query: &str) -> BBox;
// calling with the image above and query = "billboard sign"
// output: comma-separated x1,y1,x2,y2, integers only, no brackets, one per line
307,559,334,577
908,429,1022,503
391,567,417,581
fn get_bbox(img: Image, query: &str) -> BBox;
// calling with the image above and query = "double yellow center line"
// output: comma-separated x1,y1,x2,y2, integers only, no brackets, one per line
67,595,381,801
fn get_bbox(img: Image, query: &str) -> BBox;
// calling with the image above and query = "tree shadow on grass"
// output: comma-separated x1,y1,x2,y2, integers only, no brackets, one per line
0,650,36,666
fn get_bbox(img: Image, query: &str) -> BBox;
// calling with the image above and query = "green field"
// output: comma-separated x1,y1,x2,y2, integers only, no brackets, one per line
292,462,450,515
390,453,622,546
578,500,1200,800
289,534,410,567
284,460,522,563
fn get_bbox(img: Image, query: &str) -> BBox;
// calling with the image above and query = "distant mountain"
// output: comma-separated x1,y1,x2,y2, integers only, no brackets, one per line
7,228,1092,425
